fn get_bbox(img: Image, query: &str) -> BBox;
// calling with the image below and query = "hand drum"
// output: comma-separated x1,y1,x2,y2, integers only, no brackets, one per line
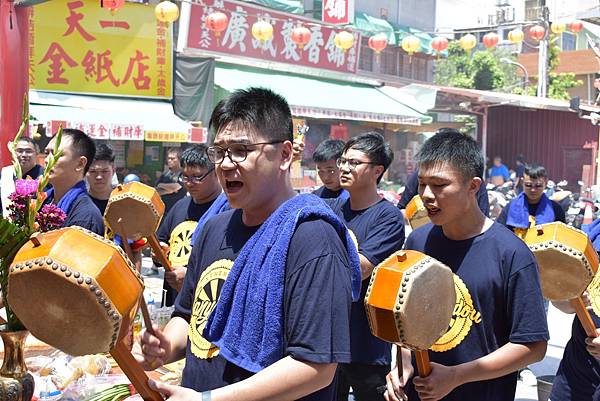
405,195,430,230
365,250,455,376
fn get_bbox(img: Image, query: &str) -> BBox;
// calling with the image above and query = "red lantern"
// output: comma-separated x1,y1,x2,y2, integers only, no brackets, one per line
529,25,546,41
431,36,449,53
102,0,125,11
291,26,311,50
569,20,583,33
482,32,499,49
368,33,388,54
205,11,229,38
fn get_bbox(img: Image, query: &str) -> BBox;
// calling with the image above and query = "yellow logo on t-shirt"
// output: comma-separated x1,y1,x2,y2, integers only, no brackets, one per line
168,220,198,266
587,271,600,318
189,259,233,359
431,274,482,352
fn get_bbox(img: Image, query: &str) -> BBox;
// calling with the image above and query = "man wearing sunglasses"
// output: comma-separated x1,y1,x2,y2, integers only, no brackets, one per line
155,144,222,306
496,164,565,231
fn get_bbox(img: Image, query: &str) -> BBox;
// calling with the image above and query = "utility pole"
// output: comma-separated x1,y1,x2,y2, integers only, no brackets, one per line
537,0,550,97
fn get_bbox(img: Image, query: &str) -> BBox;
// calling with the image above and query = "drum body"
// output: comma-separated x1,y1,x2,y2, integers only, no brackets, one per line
523,222,598,300
405,195,430,230
365,250,455,351
8,227,144,356
105,182,164,241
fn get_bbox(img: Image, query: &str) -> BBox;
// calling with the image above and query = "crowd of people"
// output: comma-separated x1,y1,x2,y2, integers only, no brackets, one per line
3,87,600,401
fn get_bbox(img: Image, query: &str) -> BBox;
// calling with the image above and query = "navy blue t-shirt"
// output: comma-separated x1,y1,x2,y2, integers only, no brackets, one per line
398,168,489,215
496,198,566,230
157,196,216,306
312,186,346,199
329,198,405,365
551,314,600,401
174,208,353,400
404,222,549,401
63,194,105,236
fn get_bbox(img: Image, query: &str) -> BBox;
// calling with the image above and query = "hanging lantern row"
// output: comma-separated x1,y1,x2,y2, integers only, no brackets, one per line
155,1,179,23
101,0,125,12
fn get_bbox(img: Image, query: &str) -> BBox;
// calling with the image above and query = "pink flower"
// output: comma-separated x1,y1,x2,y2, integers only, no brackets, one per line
36,204,66,232
14,179,38,197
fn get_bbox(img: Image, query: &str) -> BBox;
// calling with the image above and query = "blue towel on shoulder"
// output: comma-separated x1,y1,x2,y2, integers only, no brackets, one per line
583,219,600,251
506,192,555,229
203,193,361,373
191,192,230,245
46,180,87,216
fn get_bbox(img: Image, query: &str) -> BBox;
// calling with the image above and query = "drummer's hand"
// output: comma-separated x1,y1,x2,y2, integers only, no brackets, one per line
149,379,203,401
165,266,187,292
583,291,592,309
132,324,171,370
151,242,170,265
292,139,304,162
585,329,600,359
413,362,459,401
384,359,413,401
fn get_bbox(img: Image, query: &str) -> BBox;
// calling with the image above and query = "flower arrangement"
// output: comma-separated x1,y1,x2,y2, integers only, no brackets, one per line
0,95,66,330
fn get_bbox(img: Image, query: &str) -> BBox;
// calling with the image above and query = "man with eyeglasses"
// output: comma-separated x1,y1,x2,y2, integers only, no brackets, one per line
329,132,405,401
155,144,222,306
1,136,43,218
496,164,565,231
86,143,116,215
134,87,358,401
312,139,347,199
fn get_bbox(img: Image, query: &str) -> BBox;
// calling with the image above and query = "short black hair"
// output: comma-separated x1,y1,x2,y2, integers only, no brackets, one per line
313,139,345,163
167,147,181,159
209,87,293,143
343,132,393,184
524,164,547,179
416,129,484,180
94,143,115,163
181,144,213,170
17,136,38,152
61,128,96,175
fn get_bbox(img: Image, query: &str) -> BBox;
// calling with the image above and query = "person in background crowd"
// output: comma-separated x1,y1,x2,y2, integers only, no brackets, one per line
156,147,183,185
156,144,223,307
44,129,104,235
514,154,526,193
329,132,405,401
496,164,565,231
1,136,44,218
134,87,359,401
86,143,116,215
312,139,348,200
385,130,548,401
488,156,510,186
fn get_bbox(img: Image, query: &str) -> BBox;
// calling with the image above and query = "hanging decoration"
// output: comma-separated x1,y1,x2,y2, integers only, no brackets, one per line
550,22,566,34
368,33,388,54
529,25,546,41
401,35,421,56
508,28,524,44
482,32,499,49
252,20,274,45
155,1,179,23
102,0,125,12
205,11,229,38
291,26,312,50
459,34,477,53
569,20,583,33
431,36,449,54
334,31,354,51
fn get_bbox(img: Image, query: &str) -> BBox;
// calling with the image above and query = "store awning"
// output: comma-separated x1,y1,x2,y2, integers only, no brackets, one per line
393,24,435,55
214,64,430,125
246,0,304,14
354,12,397,45
29,90,193,142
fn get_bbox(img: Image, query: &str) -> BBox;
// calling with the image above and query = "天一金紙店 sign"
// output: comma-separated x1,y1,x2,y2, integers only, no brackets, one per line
29,0,173,98
187,0,360,74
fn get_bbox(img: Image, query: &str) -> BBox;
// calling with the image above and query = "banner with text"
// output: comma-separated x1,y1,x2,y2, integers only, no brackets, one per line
187,0,360,74
30,0,173,98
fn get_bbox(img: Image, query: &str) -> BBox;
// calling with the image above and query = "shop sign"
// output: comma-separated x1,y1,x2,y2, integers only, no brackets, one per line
145,130,189,143
187,0,360,74
29,0,173,98
322,0,354,25
47,120,145,140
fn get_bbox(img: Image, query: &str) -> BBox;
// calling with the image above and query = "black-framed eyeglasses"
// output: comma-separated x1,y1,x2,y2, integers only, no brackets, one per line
206,141,284,164
336,157,377,171
524,183,545,189
179,168,215,184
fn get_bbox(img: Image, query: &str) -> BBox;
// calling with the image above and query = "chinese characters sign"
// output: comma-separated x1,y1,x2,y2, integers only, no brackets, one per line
322,0,354,25
30,0,173,98
48,120,145,140
187,0,360,74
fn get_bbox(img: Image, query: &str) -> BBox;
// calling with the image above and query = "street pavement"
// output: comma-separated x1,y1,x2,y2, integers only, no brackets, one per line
140,257,574,401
